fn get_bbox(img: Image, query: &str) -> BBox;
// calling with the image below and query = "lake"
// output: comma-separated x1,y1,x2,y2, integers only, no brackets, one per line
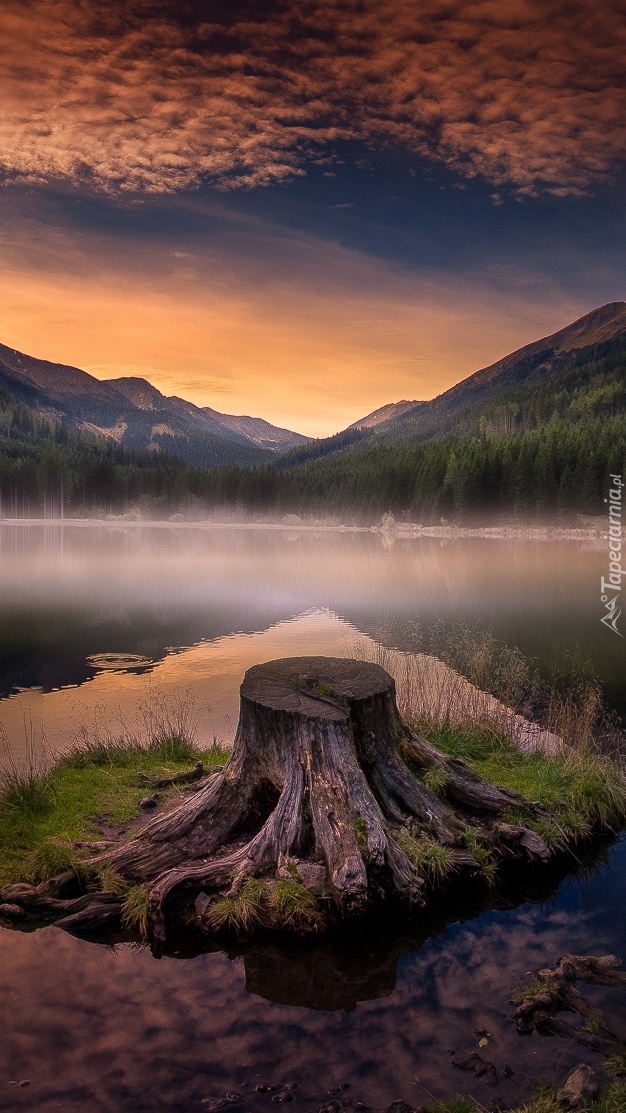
0,522,625,1112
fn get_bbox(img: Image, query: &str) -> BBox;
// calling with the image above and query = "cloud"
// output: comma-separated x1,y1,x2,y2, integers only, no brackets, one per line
0,0,624,197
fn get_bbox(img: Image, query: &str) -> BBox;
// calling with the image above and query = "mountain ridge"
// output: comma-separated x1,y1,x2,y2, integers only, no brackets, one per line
347,400,424,430
1,300,625,472
371,301,626,445
0,346,310,466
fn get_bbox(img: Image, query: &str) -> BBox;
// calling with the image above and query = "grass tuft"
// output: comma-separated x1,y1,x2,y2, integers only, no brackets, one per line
121,885,151,941
269,878,323,930
207,877,266,934
606,1052,626,1078
396,831,456,882
207,875,322,934
22,839,82,884
0,749,55,817
512,979,550,1005
422,765,448,794
93,865,130,898
461,825,498,885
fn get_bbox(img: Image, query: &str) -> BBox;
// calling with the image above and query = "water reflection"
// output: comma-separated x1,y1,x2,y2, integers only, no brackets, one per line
1,837,625,1113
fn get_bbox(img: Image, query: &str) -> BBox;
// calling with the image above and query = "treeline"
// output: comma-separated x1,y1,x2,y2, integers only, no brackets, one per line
474,346,626,436
1,381,624,522
0,388,187,517
193,415,626,521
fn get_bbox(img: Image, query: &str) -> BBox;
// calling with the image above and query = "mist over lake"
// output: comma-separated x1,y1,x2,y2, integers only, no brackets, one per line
1,521,623,763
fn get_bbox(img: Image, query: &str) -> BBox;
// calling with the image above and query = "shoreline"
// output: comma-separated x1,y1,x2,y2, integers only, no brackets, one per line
0,517,606,542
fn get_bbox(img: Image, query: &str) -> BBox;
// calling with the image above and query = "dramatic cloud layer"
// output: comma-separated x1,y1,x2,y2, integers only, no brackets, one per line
1,0,624,197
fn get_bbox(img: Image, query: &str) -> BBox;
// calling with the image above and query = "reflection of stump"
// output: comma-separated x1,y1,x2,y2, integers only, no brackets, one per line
1,657,552,943
244,936,400,1011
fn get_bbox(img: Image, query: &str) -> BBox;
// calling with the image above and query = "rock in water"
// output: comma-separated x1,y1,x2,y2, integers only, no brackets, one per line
557,1065,601,1110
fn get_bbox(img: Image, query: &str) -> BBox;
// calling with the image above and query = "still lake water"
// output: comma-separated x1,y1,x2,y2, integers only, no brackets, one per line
1,523,625,1112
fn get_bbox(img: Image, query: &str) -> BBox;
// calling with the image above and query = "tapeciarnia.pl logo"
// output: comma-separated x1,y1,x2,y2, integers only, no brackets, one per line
601,473,623,637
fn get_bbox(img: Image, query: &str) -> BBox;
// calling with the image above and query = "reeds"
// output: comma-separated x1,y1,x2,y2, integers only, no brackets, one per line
347,623,626,759
64,690,200,769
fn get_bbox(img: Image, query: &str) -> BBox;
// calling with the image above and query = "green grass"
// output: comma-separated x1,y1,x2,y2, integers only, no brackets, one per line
0,740,228,887
395,831,456,882
460,825,498,885
421,1084,626,1113
207,875,323,934
424,1101,476,1113
353,813,368,855
270,878,323,929
206,877,267,934
606,1053,626,1078
121,885,151,941
512,978,550,1005
314,683,335,697
517,1085,626,1113
422,764,449,794
416,720,626,844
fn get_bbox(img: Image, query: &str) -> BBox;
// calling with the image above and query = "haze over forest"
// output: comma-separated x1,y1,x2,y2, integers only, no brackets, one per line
1,301,624,523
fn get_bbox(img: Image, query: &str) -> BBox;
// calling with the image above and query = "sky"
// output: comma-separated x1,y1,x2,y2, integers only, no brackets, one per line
0,0,624,436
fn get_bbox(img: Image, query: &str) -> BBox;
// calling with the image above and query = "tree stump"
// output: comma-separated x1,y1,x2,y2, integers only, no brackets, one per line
0,657,553,943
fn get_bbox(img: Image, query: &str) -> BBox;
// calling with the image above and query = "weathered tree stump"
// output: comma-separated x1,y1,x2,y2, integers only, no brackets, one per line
0,657,553,943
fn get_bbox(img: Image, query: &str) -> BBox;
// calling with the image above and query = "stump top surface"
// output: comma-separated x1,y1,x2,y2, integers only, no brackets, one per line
241,656,395,719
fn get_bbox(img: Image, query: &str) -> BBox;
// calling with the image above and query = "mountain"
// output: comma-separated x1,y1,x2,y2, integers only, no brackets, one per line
367,302,626,445
200,408,309,453
0,346,310,466
2,302,625,523
109,377,309,454
280,303,626,471
348,400,424,429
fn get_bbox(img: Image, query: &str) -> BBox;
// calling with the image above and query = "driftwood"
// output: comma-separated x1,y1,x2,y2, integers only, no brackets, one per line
513,954,626,1058
1,657,556,944
138,761,209,789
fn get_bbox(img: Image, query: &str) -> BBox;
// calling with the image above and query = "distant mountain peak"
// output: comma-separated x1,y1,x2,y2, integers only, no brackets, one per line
107,376,166,410
348,400,424,429
350,300,626,448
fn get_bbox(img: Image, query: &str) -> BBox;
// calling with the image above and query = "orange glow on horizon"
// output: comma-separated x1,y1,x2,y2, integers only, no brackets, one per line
0,217,585,438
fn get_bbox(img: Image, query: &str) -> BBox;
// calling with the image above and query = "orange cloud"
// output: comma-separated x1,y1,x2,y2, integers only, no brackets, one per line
0,0,624,197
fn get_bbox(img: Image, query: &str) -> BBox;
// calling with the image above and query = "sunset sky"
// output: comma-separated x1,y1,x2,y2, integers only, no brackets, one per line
0,0,624,435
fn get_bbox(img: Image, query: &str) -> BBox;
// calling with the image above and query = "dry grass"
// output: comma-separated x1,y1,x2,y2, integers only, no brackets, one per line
349,624,626,758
